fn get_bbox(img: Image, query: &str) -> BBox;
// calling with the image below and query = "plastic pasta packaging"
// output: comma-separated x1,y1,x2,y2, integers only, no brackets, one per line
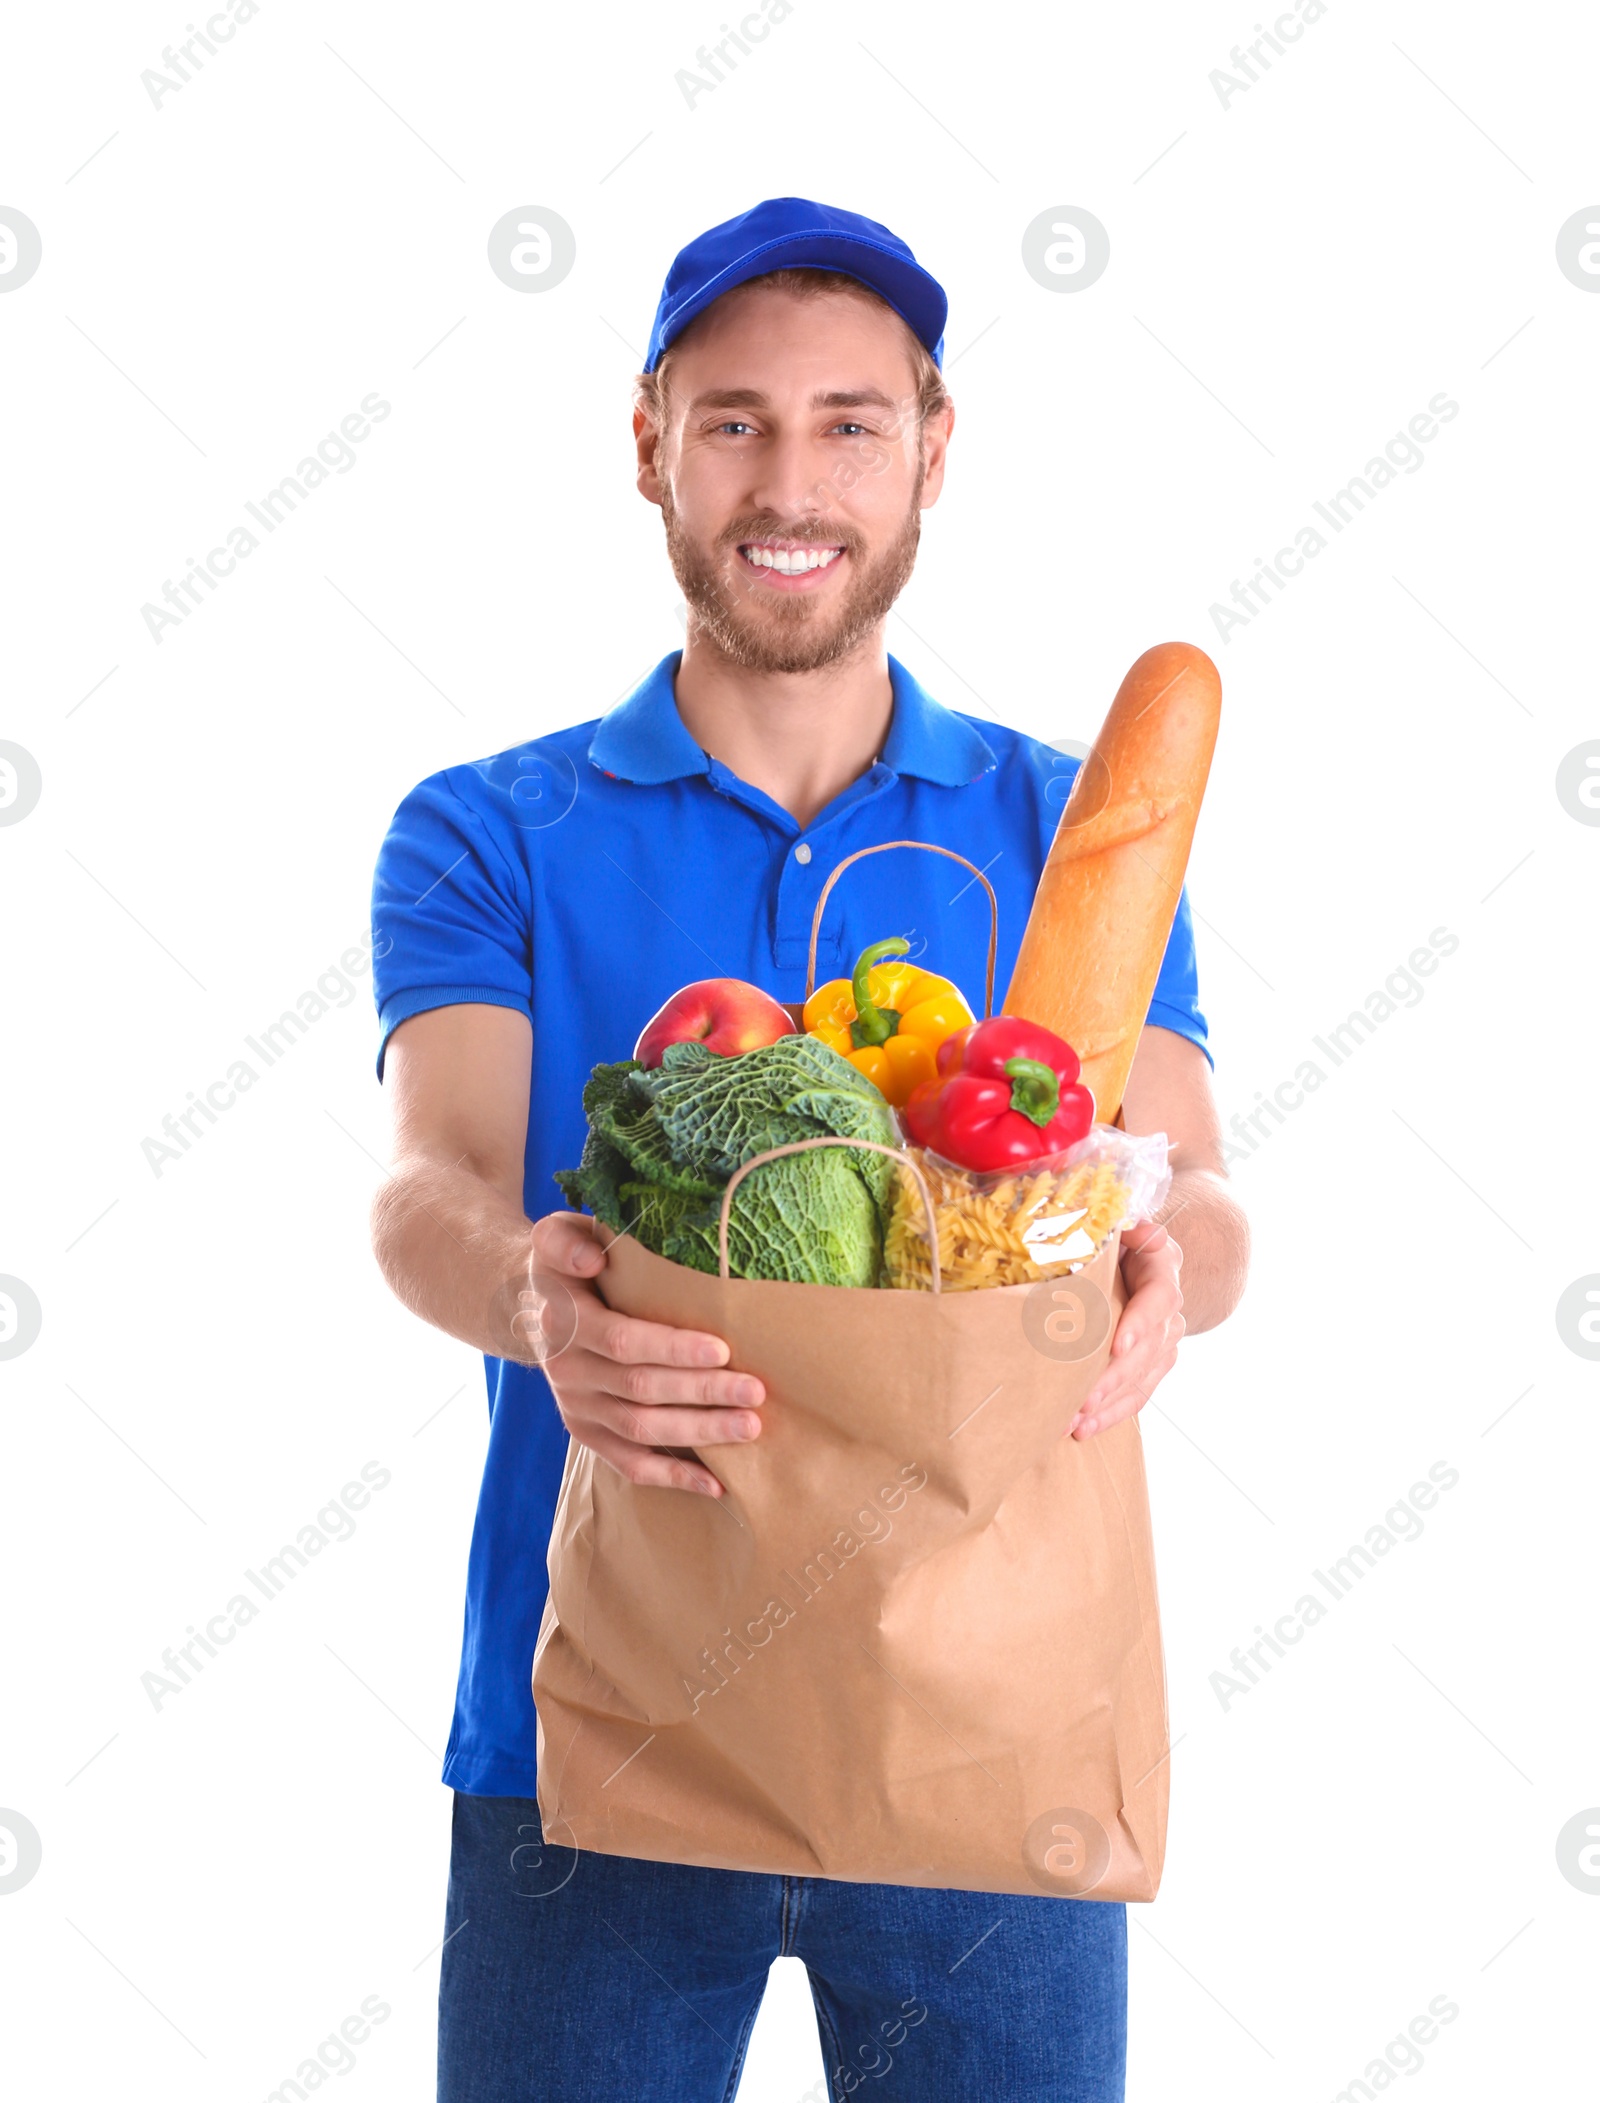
882,1125,1173,1293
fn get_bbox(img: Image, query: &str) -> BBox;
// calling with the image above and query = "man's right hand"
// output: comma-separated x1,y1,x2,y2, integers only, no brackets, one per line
373,1006,761,1499
520,1211,765,1498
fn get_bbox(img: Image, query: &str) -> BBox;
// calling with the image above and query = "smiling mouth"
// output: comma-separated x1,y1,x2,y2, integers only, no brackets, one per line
736,539,846,575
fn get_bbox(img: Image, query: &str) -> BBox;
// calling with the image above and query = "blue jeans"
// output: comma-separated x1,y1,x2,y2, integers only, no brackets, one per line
437,1795,1126,2101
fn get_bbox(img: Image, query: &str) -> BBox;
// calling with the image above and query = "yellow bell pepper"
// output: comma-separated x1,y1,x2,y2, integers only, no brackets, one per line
804,938,975,1107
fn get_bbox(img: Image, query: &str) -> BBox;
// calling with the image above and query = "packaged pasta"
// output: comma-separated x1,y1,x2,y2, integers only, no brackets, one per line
882,1125,1172,1293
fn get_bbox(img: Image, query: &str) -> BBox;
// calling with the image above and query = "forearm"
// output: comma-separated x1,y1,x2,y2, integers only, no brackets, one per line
371,1153,536,1361
1154,1167,1249,1333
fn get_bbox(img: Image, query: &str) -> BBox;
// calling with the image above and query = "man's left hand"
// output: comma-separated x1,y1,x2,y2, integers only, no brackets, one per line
1069,1219,1185,1440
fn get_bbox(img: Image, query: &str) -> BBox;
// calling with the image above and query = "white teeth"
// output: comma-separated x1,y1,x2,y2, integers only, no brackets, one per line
744,545,842,572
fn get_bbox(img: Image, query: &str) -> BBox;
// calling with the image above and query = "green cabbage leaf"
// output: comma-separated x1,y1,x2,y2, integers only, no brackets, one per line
554,1035,895,1287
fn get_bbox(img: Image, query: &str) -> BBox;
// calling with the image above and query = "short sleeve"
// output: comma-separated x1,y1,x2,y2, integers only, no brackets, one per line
1146,883,1212,1068
370,769,534,1079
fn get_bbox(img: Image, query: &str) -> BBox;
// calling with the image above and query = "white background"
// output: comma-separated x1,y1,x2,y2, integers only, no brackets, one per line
3,0,1597,2096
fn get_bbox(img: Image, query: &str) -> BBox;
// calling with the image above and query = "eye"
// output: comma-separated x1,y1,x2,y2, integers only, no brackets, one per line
712,420,757,437
830,421,869,437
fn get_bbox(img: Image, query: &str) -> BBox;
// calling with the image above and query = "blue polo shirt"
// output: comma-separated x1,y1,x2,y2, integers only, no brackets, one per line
371,648,1210,1797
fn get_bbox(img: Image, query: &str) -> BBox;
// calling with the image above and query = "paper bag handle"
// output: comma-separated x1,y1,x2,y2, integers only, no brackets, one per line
804,841,998,1015
717,1136,942,1294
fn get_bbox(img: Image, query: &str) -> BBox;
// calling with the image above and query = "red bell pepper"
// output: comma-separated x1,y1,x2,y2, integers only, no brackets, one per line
901,1017,1095,1171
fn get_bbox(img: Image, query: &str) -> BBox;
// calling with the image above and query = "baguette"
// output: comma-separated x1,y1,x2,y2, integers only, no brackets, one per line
1003,642,1221,1125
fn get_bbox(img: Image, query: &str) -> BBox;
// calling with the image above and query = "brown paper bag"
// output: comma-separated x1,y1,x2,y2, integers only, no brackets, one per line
533,1140,1171,1904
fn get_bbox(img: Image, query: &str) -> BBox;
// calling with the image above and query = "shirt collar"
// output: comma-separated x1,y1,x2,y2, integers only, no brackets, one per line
587,650,995,789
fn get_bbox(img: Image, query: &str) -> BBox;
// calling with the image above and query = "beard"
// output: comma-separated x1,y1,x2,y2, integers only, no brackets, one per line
660,475,924,676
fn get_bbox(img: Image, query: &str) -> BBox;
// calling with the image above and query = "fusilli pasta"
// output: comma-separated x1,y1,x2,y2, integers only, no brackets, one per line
883,1150,1131,1292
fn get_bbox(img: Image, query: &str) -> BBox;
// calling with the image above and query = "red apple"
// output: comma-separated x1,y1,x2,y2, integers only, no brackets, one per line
633,978,797,1068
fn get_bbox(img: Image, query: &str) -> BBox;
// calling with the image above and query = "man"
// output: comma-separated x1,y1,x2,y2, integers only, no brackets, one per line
370,197,1249,2102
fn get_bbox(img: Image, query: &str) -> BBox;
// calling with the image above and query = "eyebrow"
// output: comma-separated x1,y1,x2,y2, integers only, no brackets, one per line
687,386,902,415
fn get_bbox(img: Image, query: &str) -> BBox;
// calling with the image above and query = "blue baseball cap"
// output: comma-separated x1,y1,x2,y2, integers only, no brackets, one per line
644,197,947,372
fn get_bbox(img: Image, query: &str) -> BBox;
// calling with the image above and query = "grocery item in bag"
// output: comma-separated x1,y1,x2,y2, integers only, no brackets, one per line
1004,641,1221,1124
882,1126,1172,1293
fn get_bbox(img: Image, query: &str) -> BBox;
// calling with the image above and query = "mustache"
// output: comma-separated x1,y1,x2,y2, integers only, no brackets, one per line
718,518,863,552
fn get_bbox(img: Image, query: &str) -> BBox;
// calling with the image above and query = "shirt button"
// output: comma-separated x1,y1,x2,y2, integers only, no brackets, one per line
794,842,812,864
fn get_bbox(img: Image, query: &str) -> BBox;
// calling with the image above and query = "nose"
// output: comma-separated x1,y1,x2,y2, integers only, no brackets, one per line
741,427,840,531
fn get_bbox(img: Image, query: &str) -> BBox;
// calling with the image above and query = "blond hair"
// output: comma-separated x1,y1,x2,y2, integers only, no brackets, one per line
634,266,949,458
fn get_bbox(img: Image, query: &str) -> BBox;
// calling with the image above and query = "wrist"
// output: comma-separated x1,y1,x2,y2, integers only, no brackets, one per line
494,1226,583,1368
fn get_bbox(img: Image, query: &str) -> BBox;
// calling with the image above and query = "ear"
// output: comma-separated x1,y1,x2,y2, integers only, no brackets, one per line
634,405,666,508
917,399,956,509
